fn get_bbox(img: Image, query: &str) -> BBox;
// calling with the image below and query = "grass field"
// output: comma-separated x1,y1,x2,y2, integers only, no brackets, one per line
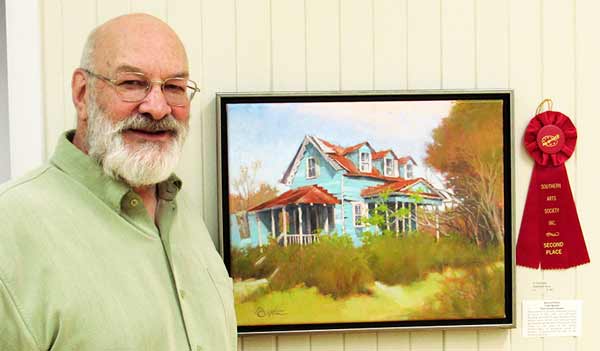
235,267,472,326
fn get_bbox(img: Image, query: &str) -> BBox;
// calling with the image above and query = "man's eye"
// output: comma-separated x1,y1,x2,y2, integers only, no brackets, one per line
118,80,147,90
164,84,186,94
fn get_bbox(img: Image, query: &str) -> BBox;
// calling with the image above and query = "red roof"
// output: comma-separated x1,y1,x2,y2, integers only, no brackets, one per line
249,185,340,212
315,137,415,181
397,156,416,165
361,178,442,199
372,150,390,160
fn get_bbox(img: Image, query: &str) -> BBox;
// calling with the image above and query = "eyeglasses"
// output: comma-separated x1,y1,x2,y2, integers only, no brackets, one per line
82,69,200,107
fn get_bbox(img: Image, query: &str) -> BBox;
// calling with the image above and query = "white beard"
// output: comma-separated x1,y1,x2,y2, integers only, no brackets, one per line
85,97,188,188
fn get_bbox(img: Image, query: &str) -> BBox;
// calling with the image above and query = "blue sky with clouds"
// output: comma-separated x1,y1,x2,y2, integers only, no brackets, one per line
226,100,454,191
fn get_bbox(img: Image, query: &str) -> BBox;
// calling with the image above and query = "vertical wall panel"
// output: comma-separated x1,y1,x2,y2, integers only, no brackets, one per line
167,0,206,240
478,330,510,351
97,0,130,23
476,0,509,88
271,0,306,91
199,0,236,241
540,1,577,350
373,0,407,90
377,331,409,351
345,333,377,351
509,0,544,350
236,0,271,92
339,0,373,90
575,1,600,350
243,335,276,351
130,0,167,20
441,0,475,89
445,330,477,351
277,335,310,351
407,0,441,89
305,0,339,91
311,334,344,351
61,0,96,131
42,0,65,157
411,330,443,351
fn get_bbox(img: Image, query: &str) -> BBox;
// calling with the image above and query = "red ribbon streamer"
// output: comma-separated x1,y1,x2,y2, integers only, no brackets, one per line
516,111,589,269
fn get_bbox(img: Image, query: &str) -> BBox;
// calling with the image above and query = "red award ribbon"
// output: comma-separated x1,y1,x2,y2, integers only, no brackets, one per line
516,110,590,269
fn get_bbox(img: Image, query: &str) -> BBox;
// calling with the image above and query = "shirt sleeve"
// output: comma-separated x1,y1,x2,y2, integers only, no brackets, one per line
0,278,39,351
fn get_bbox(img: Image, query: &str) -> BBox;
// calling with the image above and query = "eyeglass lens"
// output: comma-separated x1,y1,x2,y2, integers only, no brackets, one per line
114,72,193,106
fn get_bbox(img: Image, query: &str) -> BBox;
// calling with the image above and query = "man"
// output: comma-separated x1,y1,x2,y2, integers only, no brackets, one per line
0,14,236,351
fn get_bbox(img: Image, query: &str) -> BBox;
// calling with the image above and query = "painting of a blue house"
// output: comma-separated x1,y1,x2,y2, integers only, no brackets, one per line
231,135,444,248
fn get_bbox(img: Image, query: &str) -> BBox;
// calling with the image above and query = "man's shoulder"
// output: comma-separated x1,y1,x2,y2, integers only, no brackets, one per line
0,164,54,201
0,163,69,217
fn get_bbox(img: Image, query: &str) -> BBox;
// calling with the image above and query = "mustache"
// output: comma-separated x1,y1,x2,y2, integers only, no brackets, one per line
118,114,186,135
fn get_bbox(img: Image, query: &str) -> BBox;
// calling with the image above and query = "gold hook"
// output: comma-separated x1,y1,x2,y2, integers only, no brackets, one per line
535,98,553,115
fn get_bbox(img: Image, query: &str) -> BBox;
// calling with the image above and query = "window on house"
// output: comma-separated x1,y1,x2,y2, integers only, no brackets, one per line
307,157,318,178
399,165,405,178
353,202,366,227
384,158,395,176
406,163,413,179
359,152,371,172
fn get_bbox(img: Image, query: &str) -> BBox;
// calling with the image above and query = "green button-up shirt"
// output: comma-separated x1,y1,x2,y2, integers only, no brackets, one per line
0,131,237,351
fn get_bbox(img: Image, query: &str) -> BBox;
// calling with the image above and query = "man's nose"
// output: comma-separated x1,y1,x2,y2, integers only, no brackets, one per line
138,84,172,120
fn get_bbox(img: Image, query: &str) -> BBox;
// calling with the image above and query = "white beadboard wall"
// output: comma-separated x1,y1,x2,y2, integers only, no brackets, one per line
31,0,600,350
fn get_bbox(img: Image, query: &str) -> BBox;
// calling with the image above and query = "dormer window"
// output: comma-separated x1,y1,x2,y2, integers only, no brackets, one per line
406,163,413,179
384,158,395,177
399,165,405,178
359,152,372,172
307,157,319,179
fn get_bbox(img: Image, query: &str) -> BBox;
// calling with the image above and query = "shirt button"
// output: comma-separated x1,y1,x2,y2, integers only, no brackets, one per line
179,289,186,299
130,198,139,207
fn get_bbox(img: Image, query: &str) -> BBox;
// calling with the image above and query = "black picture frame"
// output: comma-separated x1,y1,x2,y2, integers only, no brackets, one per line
217,90,514,334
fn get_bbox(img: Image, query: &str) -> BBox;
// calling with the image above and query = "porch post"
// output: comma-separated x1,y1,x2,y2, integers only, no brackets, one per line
385,202,390,231
435,206,440,242
283,206,288,247
271,209,276,238
298,206,303,245
257,213,263,247
413,203,417,231
401,202,405,233
324,204,329,233
395,201,399,237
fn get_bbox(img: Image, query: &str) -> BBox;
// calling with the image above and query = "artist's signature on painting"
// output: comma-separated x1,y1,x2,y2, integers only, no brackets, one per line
255,306,287,318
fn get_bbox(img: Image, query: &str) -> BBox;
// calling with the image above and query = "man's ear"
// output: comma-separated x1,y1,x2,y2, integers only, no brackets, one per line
72,69,89,123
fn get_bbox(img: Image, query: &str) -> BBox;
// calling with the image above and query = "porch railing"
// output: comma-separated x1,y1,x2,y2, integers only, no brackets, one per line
277,233,319,246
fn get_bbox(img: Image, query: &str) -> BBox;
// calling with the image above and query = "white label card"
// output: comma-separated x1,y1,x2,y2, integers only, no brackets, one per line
522,300,582,337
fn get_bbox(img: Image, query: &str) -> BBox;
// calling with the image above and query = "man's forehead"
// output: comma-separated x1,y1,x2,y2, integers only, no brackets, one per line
113,64,189,78
92,14,188,74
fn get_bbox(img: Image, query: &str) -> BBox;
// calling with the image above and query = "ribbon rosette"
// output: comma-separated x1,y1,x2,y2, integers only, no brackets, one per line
516,110,590,269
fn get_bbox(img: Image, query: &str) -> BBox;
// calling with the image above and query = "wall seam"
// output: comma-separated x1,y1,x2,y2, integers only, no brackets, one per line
268,0,273,92
371,0,376,90
303,0,308,91
439,0,443,89
474,0,478,89
338,0,342,91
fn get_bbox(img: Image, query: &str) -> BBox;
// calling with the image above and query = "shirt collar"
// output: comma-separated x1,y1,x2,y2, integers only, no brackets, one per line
50,130,182,211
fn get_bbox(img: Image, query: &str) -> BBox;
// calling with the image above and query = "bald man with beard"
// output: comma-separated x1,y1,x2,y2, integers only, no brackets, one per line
0,14,236,351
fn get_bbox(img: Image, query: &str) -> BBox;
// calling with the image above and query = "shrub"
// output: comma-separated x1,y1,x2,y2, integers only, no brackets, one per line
418,264,505,319
230,242,279,280
363,233,437,285
269,234,374,299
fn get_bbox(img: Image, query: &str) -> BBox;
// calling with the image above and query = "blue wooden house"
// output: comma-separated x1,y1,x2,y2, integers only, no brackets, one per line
232,135,444,248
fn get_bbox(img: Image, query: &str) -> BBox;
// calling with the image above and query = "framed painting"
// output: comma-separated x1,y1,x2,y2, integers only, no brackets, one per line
216,90,514,334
